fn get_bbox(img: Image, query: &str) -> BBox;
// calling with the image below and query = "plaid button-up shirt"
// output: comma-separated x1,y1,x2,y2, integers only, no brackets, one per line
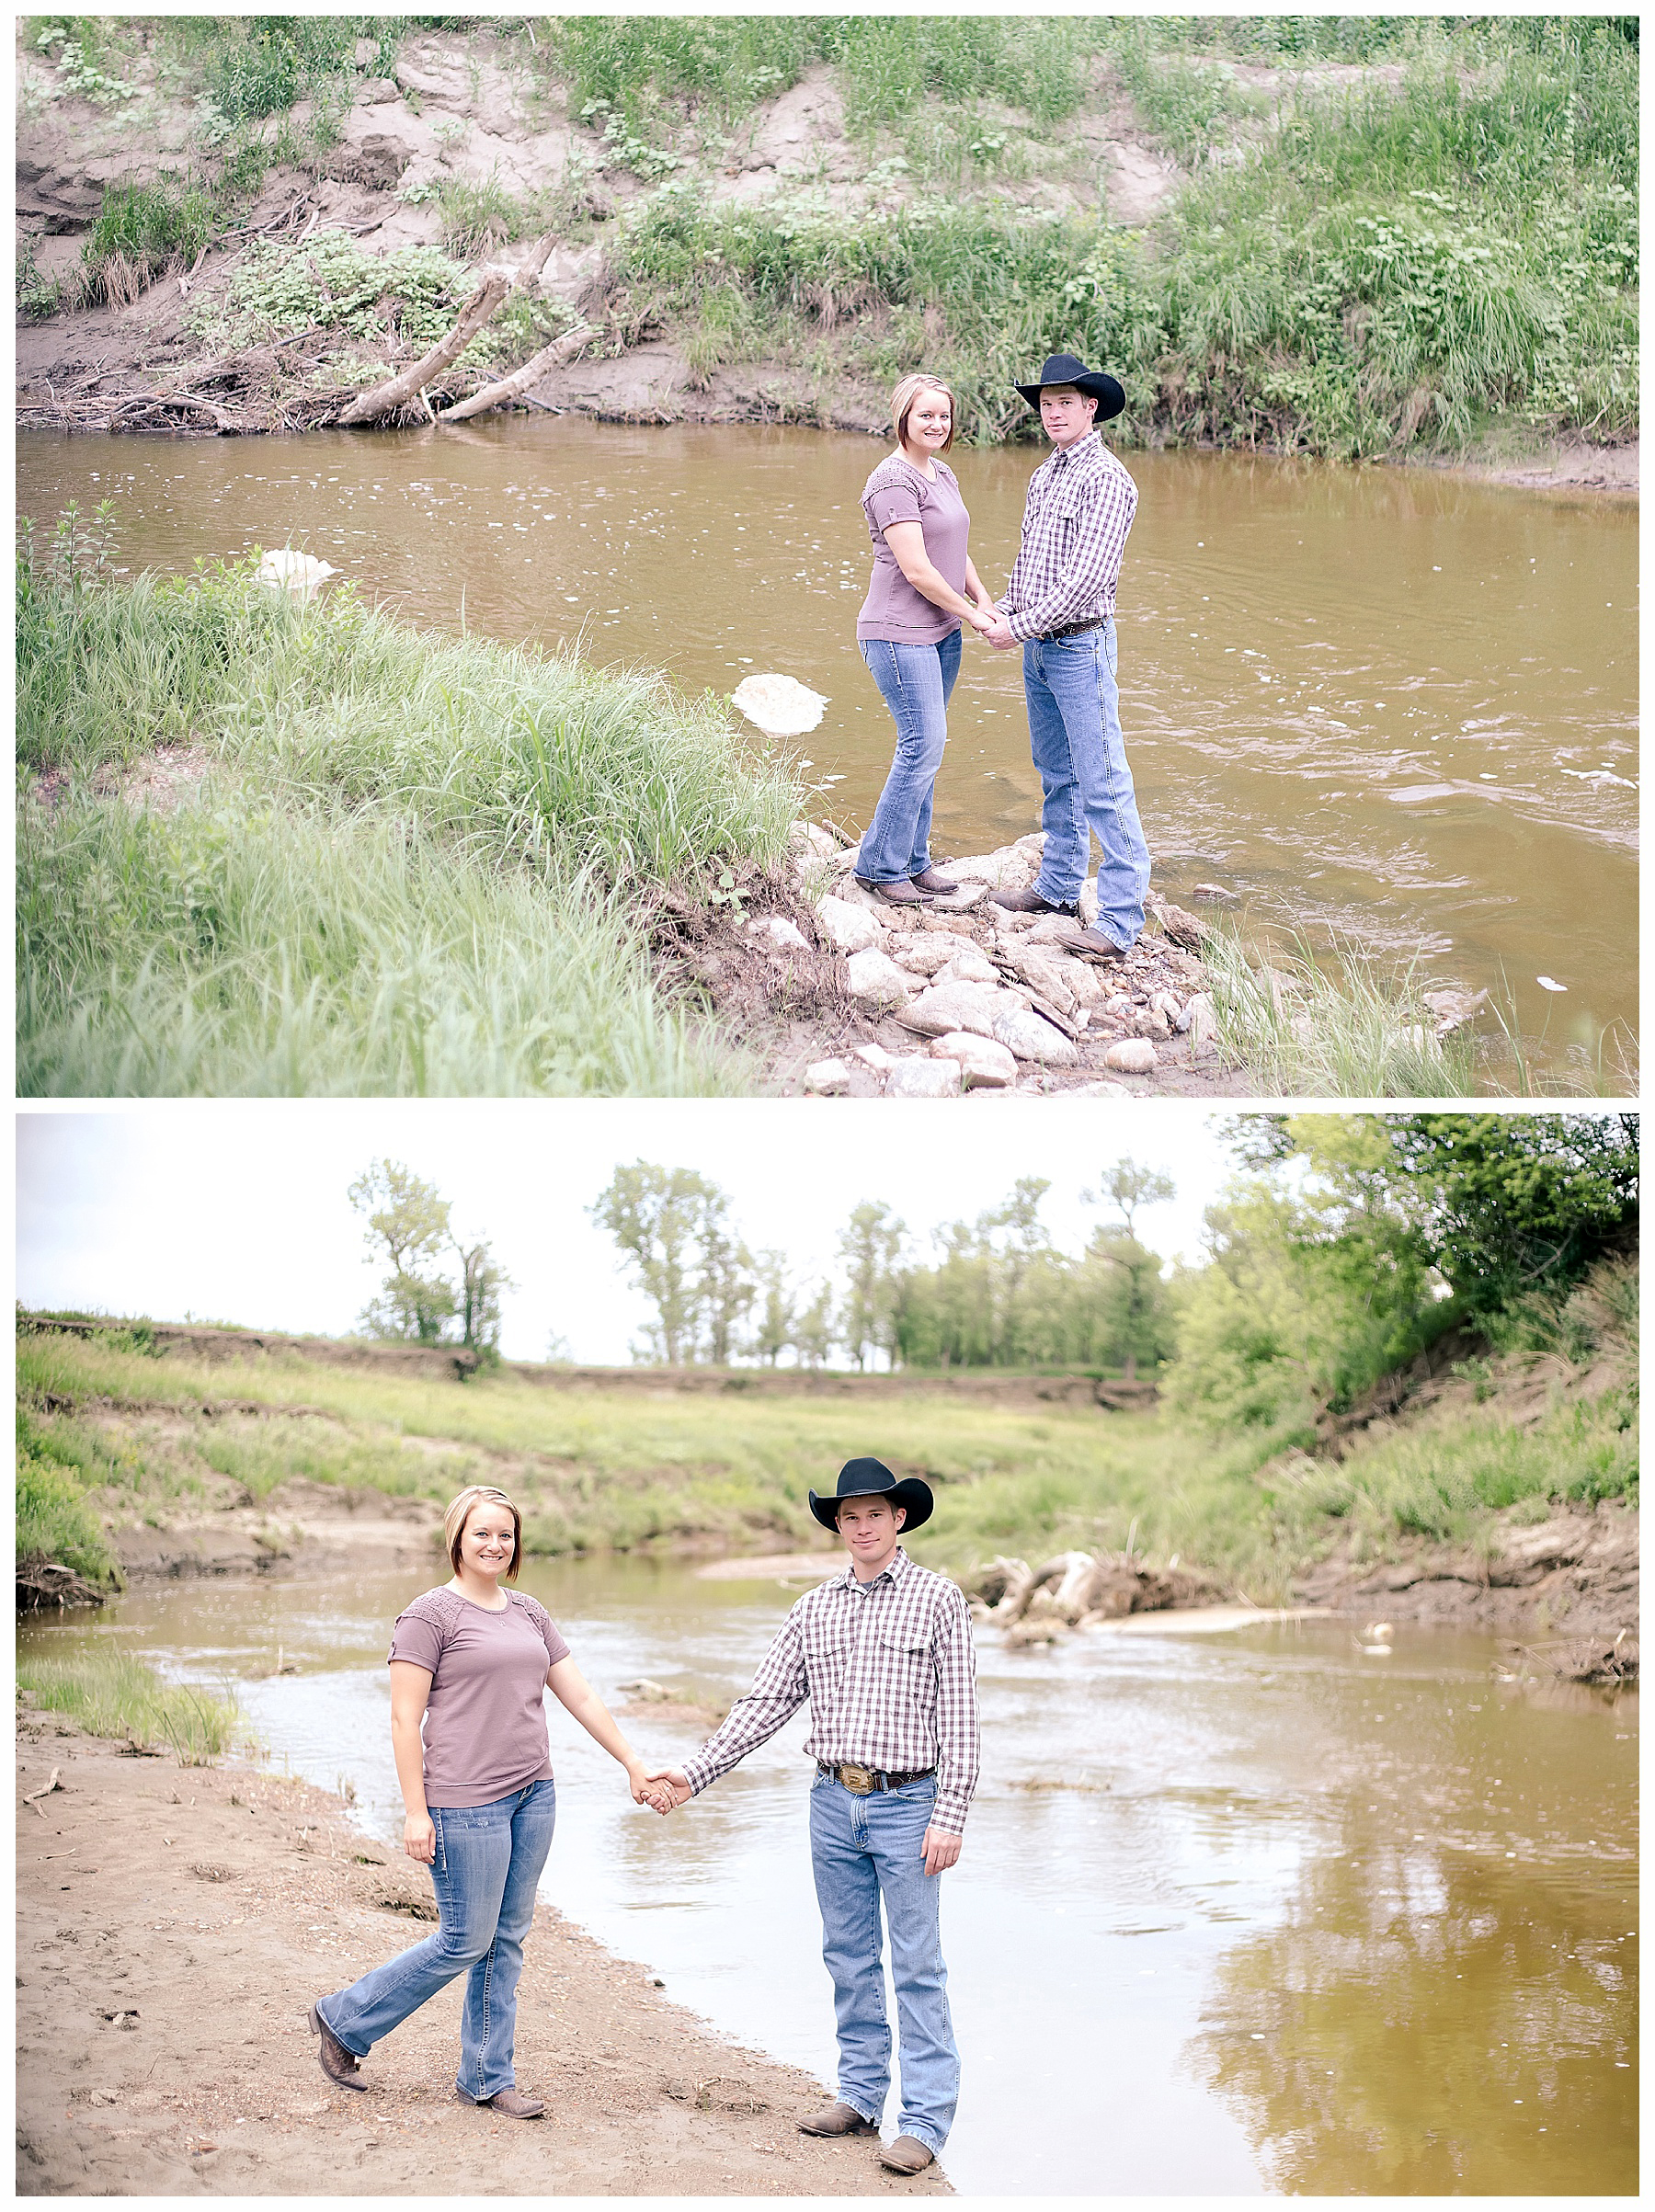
680,1547,980,1834
999,429,1138,642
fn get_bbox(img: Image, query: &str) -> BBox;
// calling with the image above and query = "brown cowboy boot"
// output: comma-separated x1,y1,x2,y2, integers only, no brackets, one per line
308,2002,366,2091
879,2135,936,2173
458,2086,546,2118
908,868,958,894
990,886,1078,916
856,876,931,906
798,2100,879,2137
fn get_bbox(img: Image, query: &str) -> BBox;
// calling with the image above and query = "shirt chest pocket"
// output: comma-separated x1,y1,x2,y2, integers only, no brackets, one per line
876,1622,933,1703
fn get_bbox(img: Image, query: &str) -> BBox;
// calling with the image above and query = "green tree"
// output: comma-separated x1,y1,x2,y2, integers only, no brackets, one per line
589,1160,721,1365
792,1280,837,1369
839,1201,906,1371
698,1192,757,1364
748,1250,793,1366
349,1159,457,1343
453,1237,514,1362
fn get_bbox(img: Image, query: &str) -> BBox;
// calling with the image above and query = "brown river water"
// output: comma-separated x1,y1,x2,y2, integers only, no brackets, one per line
17,424,1638,1078
21,1558,1638,2195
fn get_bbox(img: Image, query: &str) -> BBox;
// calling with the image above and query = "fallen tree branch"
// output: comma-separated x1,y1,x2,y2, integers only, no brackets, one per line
438,322,597,422
335,273,510,426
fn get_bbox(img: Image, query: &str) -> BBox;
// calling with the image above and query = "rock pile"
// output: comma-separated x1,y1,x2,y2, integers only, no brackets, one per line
962,1548,1221,1645
790,826,1219,1096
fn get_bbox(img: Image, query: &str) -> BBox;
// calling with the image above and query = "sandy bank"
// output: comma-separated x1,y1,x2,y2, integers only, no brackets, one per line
16,1717,951,2198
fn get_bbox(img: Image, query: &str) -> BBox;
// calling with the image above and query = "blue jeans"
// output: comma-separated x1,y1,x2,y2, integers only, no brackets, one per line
855,630,963,884
317,1779,555,2101
1023,621,1151,948
809,1772,957,2154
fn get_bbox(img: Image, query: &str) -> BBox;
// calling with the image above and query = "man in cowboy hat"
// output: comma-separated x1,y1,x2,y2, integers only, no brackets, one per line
980,351,1151,963
647,1457,978,2177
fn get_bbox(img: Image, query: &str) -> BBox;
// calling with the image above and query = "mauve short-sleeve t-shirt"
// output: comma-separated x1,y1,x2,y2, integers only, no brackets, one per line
388,1587,571,1807
856,454,970,645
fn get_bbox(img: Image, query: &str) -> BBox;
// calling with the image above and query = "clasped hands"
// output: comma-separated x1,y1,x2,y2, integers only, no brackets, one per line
629,1763,692,1816
965,599,1018,652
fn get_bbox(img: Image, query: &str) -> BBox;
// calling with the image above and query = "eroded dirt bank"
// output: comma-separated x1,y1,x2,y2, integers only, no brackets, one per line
16,1717,950,2198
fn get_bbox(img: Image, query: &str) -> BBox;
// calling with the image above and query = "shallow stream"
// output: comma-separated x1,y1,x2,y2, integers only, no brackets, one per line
17,425,1638,1079
21,1556,1638,2195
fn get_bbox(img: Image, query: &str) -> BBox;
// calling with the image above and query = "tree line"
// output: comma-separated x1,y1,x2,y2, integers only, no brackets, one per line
348,1116,1637,1417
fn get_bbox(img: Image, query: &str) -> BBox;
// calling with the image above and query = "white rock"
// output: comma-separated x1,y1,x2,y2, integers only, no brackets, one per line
817,896,881,954
845,948,913,1007
789,821,844,862
936,948,998,986
750,914,811,952
1102,992,1134,1020
889,935,959,977
992,1003,1081,1066
1193,881,1238,903
1387,1025,1435,1054
1012,832,1046,855
1290,1011,1315,1045
1025,916,1084,950
804,1057,850,1094
1134,1005,1172,1042
731,672,828,737
1105,1038,1158,1074
853,1043,895,1072
1003,947,1079,1015
900,980,1017,1039
1070,1079,1135,1097
1185,993,1217,1051
1055,956,1104,1009
1422,986,1490,1034
1150,989,1183,1020
258,549,337,597
885,1056,962,1098
932,1032,1018,1089
924,881,990,914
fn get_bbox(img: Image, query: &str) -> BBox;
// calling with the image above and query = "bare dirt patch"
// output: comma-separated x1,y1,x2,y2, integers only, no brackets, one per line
16,1720,952,2196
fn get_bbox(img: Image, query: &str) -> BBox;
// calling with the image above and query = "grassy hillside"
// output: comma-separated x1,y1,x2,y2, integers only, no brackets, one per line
18,16,1637,458
17,1316,1636,1603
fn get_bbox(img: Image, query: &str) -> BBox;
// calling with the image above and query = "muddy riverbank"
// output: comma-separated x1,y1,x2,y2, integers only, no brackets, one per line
15,1715,949,2198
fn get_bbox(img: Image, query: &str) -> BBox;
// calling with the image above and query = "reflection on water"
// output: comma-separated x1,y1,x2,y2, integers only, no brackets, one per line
19,1558,1636,2196
17,424,1637,1069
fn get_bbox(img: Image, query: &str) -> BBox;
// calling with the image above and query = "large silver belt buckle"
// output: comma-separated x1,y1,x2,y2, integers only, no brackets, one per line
839,1762,875,1796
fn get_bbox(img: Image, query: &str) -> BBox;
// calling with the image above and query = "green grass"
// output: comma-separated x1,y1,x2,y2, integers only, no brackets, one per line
80,179,214,308
1199,926,1477,1097
17,545,800,1095
19,1318,1637,1604
17,1645,240,1763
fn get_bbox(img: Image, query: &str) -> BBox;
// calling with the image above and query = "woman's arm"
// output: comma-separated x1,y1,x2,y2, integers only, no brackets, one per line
882,520,996,631
545,1656,658,1805
388,1659,436,1864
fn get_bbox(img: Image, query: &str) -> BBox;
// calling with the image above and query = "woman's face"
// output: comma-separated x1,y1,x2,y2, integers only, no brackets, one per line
459,1501,517,1579
902,389,952,455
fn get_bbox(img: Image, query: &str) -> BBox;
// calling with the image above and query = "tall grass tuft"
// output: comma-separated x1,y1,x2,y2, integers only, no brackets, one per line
18,1647,241,1764
1199,926,1477,1097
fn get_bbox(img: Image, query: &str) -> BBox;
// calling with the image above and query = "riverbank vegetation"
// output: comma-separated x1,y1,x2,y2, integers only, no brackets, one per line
19,16,1636,458
17,511,799,1095
17,1118,1637,1599
17,1644,240,1762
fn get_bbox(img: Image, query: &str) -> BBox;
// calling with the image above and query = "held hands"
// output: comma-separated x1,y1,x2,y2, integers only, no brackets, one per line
404,1810,436,1865
981,612,1018,653
921,1825,962,1877
638,1765,693,1815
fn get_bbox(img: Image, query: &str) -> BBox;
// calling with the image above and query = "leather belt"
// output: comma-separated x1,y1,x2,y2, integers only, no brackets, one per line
817,1761,936,1796
1037,617,1104,642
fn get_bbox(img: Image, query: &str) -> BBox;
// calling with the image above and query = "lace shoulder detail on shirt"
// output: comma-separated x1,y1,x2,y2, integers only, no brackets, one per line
505,1589,554,1636
862,452,932,502
395,1586,466,1642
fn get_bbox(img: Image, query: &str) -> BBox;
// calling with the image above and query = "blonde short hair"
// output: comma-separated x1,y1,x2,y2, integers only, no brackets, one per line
891,373,957,456
444,1486,522,1579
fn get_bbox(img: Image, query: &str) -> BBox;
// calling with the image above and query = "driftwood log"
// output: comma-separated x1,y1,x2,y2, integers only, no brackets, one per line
438,321,596,422
337,233,561,428
964,1548,1219,1643
17,1557,108,1613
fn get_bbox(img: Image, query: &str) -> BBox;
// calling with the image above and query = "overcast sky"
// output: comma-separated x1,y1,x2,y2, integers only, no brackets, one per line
17,1103,1253,1365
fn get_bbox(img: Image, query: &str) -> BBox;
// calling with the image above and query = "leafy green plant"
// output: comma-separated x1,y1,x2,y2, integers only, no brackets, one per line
80,180,214,309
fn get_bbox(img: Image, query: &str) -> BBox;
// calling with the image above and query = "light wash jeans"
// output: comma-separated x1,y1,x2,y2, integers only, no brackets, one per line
855,629,963,885
317,1778,554,2101
809,1772,957,2154
1022,620,1151,949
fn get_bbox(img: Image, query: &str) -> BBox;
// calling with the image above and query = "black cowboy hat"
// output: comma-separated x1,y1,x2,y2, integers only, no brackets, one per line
1014,351,1125,422
808,1456,934,1533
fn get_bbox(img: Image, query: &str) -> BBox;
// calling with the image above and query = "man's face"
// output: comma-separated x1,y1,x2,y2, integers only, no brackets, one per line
1040,385,1098,449
836,1494,906,1568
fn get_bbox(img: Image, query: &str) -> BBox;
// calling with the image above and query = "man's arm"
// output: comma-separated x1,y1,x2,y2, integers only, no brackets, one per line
659,1607,810,1803
1002,469,1137,643
925,1583,980,1862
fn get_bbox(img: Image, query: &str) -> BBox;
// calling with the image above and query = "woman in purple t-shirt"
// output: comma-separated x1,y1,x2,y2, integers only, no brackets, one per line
853,374,999,906
308,1485,669,2117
